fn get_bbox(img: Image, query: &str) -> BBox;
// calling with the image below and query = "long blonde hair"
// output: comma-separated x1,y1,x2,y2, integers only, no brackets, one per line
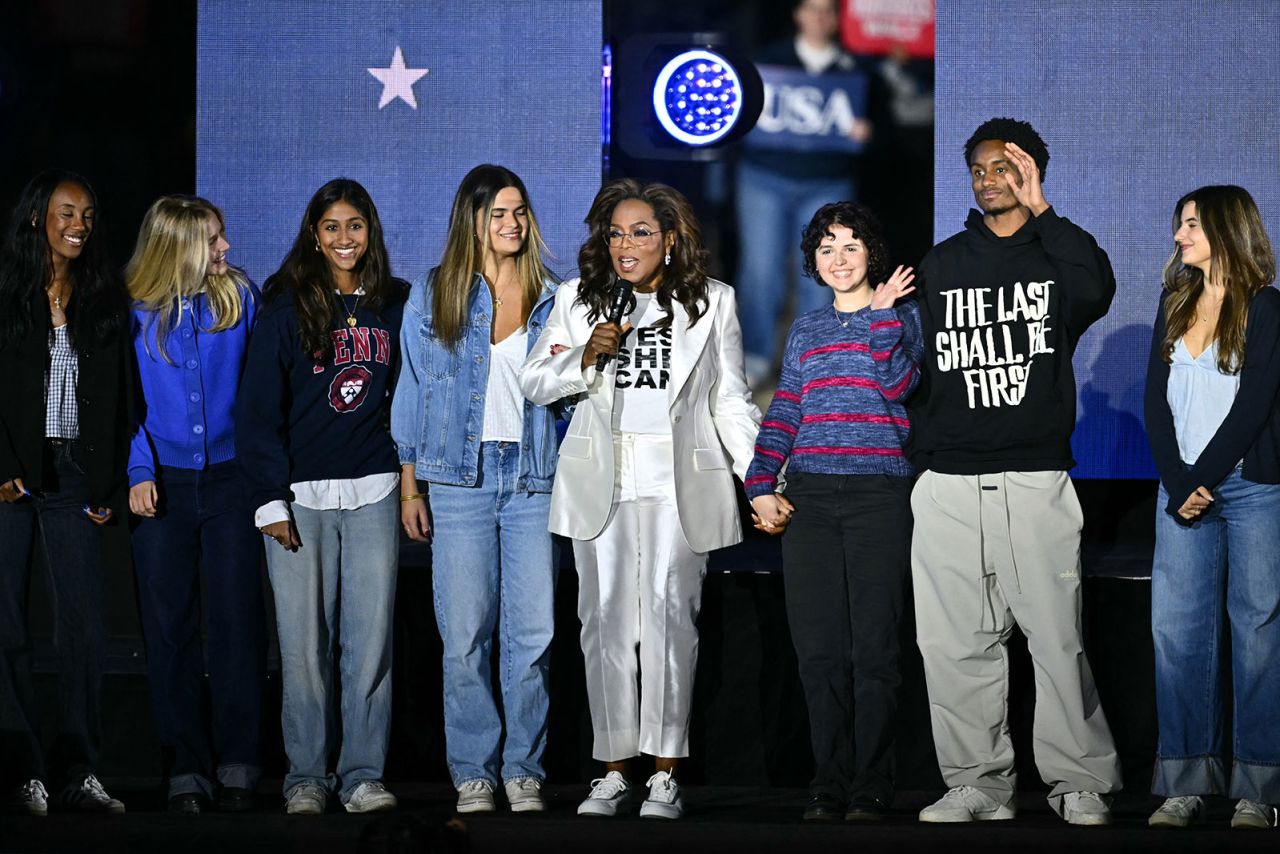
126,195,250,363
433,165,552,347
1160,185,1276,374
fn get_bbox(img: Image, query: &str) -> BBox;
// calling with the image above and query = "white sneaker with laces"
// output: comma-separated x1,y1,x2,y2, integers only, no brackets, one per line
577,770,630,817
639,770,683,820
1148,795,1204,828
12,779,48,816
1062,791,1111,826
57,774,125,814
285,783,327,815
1232,799,1278,830
918,785,1015,823
456,779,495,814
504,778,545,813
344,780,397,814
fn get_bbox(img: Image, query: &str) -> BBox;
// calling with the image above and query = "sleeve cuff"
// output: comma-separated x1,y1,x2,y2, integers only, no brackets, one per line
127,466,156,487
254,500,291,528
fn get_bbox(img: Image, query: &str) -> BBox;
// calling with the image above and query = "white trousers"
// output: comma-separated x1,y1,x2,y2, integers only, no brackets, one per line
572,433,708,761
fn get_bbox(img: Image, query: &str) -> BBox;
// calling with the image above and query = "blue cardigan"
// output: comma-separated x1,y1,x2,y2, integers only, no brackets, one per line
1144,286,1280,521
128,283,257,485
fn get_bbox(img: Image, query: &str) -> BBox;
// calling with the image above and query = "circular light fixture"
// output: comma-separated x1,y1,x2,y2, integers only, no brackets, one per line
651,49,742,146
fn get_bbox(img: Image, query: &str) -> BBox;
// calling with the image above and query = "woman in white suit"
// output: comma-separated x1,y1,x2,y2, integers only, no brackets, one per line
520,179,759,820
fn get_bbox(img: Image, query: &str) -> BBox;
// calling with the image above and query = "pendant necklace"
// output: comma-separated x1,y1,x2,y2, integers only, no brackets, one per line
833,306,855,328
338,291,360,327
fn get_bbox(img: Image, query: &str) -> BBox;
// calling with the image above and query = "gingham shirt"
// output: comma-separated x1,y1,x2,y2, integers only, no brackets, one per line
45,325,79,439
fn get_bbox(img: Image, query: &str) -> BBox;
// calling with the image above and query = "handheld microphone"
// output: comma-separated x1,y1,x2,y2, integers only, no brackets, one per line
595,279,634,371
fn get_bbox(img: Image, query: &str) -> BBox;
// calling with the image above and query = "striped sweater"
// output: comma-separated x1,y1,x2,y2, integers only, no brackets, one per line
744,301,922,498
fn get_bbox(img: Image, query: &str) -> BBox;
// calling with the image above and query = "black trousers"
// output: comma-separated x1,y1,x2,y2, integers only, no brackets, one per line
780,472,912,803
131,461,266,798
0,439,105,788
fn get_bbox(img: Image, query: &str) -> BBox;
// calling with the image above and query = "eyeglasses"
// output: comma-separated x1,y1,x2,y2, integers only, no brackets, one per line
606,227,663,248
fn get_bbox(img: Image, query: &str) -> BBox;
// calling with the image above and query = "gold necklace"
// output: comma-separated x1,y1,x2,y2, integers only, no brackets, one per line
337,291,360,327
48,283,67,309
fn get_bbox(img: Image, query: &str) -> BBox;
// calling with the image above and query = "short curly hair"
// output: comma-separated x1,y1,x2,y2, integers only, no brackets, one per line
964,117,1049,182
800,201,890,288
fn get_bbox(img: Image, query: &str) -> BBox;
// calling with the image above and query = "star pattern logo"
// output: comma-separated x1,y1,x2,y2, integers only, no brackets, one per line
367,47,429,109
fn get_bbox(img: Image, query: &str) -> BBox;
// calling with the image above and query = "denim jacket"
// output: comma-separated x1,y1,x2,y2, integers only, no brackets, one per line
392,269,561,492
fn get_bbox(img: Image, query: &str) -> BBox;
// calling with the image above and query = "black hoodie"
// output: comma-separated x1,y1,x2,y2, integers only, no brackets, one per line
908,206,1115,474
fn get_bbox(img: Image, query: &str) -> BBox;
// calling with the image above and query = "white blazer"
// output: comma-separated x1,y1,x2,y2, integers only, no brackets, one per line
519,277,761,553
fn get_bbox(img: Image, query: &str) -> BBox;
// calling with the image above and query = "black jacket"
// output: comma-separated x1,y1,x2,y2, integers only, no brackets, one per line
0,291,133,506
1144,286,1280,521
908,207,1116,474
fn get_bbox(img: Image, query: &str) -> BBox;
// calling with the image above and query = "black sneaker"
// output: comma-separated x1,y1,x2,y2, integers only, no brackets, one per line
845,796,887,822
219,786,255,813
56,774,125,814
803,793,843,821
169,793,206,815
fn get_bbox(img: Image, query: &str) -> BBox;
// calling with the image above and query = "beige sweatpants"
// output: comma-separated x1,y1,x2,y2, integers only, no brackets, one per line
910,469,1122,815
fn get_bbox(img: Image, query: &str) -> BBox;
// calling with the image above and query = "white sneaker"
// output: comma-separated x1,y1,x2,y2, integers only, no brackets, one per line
918,785,1015,823
577,770,630,817
456,779,495,814
639,770,683,820
1148,795,1204,828
344,780,397,814
1232,799,1278,830
11,779,48,816
504,778,545,813
285,783,327,815
1062,791,1111,826
56,774,125,814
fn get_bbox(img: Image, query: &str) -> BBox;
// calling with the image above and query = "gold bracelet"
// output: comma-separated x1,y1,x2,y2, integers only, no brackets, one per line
400,493,426,502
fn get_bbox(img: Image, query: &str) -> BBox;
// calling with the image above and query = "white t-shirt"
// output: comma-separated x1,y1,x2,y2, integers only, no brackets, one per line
481,327,527,442
613,294,673,435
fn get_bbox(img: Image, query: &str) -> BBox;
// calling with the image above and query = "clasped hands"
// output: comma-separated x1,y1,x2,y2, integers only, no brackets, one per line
750,492,795,536
1177,485,1213,521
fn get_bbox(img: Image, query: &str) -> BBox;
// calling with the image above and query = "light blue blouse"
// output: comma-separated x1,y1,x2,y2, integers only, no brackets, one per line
1168,338,1240,465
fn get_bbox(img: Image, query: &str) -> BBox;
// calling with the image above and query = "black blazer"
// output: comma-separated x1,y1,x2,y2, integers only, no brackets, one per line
0,291,133,506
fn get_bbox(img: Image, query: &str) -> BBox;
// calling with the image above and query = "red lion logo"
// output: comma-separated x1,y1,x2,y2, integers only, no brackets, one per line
328,364,373,413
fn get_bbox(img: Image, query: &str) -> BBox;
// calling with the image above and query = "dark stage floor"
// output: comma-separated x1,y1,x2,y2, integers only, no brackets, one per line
1,781,1271,854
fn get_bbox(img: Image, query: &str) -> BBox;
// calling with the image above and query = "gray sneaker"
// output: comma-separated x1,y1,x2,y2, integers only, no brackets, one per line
56,774,124,814
285,783,327,815
918,786,1015,823
639,770,683,820
577,771,630,817
344,780,397,814
11,779,48,817
456,779,495,814
504,778,545,813
1232,799,1278,830
1062,791,1112,826
1148,795,1204,828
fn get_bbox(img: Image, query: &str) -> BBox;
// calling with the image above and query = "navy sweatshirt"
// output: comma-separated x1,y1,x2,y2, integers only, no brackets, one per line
908,207,1115,474
1144,286,1280,521
235,283,406,511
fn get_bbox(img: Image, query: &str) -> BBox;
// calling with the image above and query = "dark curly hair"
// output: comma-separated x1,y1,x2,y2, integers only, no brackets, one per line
800,201,890,288
264,178,397,363
0,169,126,353
964,117,1050,182
575,179,709,329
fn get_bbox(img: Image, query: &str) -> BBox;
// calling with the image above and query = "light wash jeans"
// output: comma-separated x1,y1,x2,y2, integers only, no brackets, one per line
1152,470,1280,802
428,442,555,787
264,489,398,803
734,161,855,371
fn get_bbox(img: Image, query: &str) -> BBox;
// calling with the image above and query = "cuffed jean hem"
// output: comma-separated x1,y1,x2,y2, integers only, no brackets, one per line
169,773,214,799
218,762,260,791
284,776,336,798
1232,758,1280,803
1152,754,1228,797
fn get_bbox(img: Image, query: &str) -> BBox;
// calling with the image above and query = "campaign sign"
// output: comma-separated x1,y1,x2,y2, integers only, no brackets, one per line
743,65,868,154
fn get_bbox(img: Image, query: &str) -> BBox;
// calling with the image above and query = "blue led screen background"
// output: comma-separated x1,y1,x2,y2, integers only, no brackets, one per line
196,1,602,290
935,0,1280,478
